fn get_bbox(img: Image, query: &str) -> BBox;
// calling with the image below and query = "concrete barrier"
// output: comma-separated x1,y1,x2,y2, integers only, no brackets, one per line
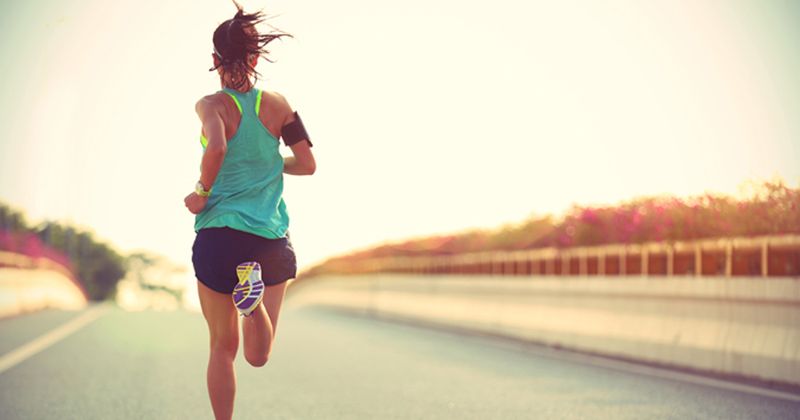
0,252,88,318
288,274,800,387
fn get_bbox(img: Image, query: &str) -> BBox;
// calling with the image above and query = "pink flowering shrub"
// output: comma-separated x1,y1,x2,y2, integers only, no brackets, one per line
304,180,799,276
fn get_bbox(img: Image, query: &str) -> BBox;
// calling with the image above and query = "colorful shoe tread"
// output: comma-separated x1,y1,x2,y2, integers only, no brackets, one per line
233,261,265,317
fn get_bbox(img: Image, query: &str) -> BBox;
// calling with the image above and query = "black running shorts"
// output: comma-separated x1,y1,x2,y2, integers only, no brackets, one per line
192,227,297,294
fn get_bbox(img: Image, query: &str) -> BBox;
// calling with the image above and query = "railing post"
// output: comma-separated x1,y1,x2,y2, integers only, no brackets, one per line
761,239,769,277
666,245,674,277
579,248,588,277
641,247,649,277
620,247,626,276
725,241,732,277
530,255,535,276
694,244,702,277
498,253,504,276
599,249,606,276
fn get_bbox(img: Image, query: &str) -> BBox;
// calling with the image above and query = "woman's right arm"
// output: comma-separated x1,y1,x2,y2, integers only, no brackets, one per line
184,96,227,214
196,97,228,188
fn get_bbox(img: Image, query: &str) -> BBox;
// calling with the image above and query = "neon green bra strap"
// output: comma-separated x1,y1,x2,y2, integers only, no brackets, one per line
224,92,243,114
199,90,262,148
222,91,261,114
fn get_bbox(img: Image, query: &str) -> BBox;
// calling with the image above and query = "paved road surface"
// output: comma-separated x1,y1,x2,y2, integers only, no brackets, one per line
0,300,798,419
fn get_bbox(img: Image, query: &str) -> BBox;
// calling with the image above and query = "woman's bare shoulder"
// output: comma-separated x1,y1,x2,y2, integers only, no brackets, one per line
262,90,293,120
195,92,228,112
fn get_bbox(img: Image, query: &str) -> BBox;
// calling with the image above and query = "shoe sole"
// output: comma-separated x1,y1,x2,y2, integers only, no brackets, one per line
233,262,264,316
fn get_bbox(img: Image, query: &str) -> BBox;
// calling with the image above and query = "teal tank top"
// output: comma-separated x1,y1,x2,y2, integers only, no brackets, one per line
194,87,290,239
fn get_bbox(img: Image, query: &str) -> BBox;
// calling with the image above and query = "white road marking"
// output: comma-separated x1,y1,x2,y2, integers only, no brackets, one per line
365,311,800,403
0,305,109,375
480,329,800,403
542,347,800,403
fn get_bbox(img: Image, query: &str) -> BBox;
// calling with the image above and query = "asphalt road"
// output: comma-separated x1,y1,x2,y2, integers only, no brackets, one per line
0,301,798,420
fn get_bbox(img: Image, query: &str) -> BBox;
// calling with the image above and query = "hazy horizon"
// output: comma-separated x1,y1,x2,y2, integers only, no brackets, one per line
1,0,798,273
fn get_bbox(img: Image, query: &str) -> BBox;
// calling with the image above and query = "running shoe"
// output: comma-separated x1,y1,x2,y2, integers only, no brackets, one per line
233,261,264,317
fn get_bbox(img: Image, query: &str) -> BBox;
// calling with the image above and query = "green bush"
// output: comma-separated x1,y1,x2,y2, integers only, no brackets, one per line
0,203,126,301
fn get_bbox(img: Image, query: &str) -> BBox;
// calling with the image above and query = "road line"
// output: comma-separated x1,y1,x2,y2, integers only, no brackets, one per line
540,347,800,403
354,309,800,403
0,305,109,375
502,336,800,403
476,326,800,402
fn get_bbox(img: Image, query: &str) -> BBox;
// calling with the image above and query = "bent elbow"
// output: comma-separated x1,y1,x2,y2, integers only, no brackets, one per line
205,144,227,159
305,161,316,175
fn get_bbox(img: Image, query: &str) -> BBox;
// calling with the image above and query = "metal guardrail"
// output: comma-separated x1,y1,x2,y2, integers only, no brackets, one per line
331,234,800,278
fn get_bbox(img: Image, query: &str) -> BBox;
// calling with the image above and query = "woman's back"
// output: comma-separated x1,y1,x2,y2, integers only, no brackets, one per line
195,87,290,239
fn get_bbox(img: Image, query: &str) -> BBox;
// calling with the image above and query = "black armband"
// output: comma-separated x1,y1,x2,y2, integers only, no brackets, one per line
281,112,312,147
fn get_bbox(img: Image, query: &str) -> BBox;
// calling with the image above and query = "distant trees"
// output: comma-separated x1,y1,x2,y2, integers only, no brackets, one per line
0,203,126,301
124,252,185,300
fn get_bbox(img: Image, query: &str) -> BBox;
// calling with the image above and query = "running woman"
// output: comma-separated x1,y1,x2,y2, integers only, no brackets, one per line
184,4,315,419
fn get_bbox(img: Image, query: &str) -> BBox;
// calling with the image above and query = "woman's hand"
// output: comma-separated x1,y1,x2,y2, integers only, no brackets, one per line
184,192,209,214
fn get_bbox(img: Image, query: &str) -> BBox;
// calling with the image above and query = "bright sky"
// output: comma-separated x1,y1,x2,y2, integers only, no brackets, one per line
1,0,798,274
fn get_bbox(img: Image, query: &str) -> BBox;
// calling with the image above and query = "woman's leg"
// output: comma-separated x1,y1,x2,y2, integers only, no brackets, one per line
198,280,239,420
242,280,290,367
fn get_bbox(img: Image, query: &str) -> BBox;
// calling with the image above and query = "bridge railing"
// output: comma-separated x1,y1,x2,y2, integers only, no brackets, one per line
331,234,800,278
